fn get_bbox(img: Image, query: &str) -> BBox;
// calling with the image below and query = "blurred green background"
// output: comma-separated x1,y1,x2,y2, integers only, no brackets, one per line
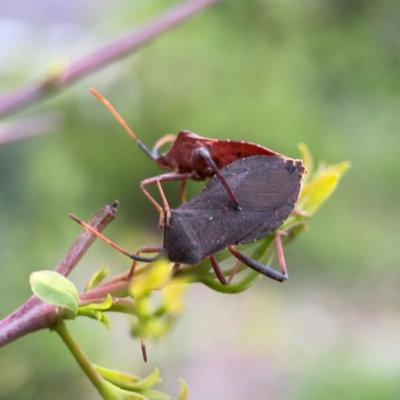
1,0,400,399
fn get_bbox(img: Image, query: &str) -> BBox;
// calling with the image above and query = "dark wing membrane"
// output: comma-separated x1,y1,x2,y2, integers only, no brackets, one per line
178,155,303,214
177,161,242,211
234,210,284,245
183,206,285,259
173,155,304,261
235,156,301,211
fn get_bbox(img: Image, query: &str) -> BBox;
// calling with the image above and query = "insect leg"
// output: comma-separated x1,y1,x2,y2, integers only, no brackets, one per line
210,255,228,285
69,214,156,262
140,172,193,228
171,263,181,275
128,246,163,278
228,244,288,282
275,231,289,278
227,259,242,284
209,256,242,285
179,179,188,204
152,134,176,154
192,147,241,210
291,209,309,218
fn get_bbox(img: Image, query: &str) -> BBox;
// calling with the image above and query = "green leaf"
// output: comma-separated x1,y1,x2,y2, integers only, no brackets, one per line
79,293,113,311
137,389,170,400
78,294,113,329
95,366,162,392
95,311,111,330
130,260,171,298
95,365,141,384
314,160,351,180
30,270,79,318
99,380,148,400
85,262,110,292
97,293,113,309
298,161,351,215
163,280,188,315
132,369,162,391
176,379,188,400
131,318,170,339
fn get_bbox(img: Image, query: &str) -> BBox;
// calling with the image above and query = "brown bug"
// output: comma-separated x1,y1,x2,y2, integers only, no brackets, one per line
71,154,306,363
90,89,286,225
71,154,306,284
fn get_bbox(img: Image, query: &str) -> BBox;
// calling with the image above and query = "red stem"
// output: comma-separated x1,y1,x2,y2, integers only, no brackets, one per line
0,202,118,347
0,0,221,118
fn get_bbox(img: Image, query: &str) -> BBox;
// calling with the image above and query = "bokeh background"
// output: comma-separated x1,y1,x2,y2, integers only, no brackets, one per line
1,0,400,399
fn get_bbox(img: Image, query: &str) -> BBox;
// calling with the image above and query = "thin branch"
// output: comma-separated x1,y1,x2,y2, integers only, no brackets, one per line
0,0,221,119
79,297,137,316
56,201,118,277
55,322,104,389
80,280,130,302
0,202,118,347
0,112,64,145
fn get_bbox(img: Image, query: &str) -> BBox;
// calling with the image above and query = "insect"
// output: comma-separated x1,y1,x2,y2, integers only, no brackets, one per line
71,154,306,284
90,88,285,225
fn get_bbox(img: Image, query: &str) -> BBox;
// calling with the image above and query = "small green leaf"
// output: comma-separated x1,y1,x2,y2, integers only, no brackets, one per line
95,366,162,392
298,161,351,215
130,260,171,298
95,365,141,384
99,380,148,400
131,318,170,339
85,263,110,292
30,270,79,318
95,311,111,330
135,295,152,319
131,368,162,391
137,389,170,400
163,281,188,315
78,295,113,329
300,173,338,215
177,379,188,400
314,160,351,180
92,293,113,310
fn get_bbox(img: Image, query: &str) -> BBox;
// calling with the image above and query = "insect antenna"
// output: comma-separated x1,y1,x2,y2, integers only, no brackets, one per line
69,213,156,263
89,88,156,160
152,134,176,154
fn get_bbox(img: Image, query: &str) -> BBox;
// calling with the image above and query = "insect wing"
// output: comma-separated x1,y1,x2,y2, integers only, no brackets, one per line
235,156,302,211
176,155,305,259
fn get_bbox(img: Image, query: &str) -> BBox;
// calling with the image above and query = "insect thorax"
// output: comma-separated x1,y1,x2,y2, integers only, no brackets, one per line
163,210,202,265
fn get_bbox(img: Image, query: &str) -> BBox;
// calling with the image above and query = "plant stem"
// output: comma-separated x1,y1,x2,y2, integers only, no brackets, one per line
80,280,129,302
0,112,63,144
79,297,137,316
55,321,103,388
0,0,222,118
0,202,118,347
56,201,118,277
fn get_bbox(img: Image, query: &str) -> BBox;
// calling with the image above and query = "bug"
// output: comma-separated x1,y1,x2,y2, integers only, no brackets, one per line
90,88,285,226
70,154,306,284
